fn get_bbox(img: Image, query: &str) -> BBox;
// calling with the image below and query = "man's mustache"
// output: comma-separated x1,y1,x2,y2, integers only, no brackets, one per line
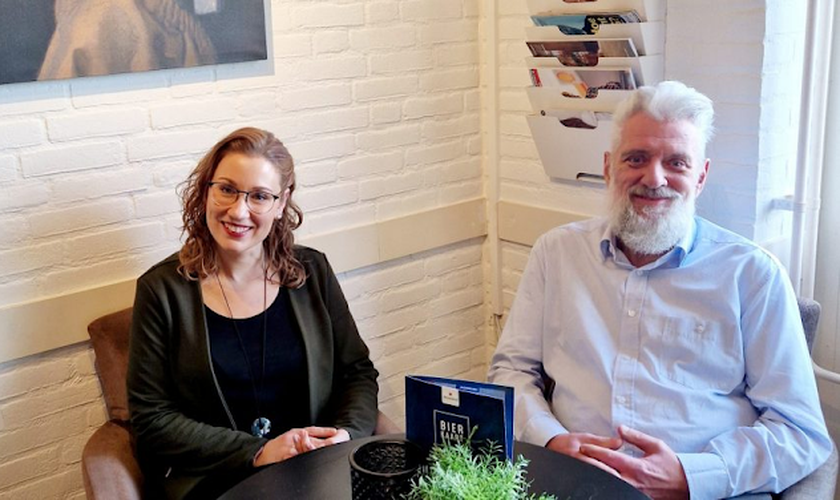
627,186,681,200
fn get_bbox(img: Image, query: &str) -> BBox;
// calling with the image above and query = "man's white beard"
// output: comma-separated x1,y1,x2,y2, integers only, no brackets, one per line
609,184,695,257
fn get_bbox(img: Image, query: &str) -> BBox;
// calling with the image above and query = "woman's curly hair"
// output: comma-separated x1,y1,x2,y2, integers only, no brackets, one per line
177,127,305,287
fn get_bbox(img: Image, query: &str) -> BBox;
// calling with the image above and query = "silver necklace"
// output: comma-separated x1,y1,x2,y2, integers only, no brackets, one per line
215,270,272,438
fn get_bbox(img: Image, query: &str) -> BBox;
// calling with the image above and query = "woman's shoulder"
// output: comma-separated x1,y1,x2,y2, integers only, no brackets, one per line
293,245,328,268
137,251,184,285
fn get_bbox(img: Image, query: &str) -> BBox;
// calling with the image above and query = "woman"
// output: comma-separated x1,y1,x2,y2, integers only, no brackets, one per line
127,127,379,499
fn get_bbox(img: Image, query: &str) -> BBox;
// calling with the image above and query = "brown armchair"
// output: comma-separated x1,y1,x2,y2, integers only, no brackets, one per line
81,307,400,500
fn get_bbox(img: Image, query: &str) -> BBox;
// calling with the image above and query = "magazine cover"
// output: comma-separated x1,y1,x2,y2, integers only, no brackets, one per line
405,375,514,460
529,66,636,99
530,11,641,34
527,38,638,66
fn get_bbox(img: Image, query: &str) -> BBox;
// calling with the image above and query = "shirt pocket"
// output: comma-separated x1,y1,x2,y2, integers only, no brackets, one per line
651,316,744,392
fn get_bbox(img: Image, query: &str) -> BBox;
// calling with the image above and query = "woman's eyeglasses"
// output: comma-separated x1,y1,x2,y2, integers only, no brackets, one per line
208,182,282,214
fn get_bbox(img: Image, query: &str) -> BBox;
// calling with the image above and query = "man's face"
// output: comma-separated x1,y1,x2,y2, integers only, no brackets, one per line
603,112,710,255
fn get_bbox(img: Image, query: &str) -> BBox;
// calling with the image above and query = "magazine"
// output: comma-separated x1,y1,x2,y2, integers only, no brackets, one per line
531,11,641,34
405,375,514,460
529,67,636,98
527,38,638,66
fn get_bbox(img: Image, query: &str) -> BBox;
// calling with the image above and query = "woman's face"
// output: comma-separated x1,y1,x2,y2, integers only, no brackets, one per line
205,152,286,263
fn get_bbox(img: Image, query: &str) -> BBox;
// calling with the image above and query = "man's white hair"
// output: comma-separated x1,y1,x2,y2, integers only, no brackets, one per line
610,80,715,159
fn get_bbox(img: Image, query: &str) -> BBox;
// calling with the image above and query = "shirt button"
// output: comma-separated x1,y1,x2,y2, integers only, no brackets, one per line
695,323,706,333
628,309,637,317
636,270,645,276
617,395,627,405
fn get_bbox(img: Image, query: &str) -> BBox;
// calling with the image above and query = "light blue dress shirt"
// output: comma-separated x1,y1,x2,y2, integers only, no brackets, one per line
488,216,831,499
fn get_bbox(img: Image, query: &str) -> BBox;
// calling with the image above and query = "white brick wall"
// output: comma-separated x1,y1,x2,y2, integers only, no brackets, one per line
0,0,483,497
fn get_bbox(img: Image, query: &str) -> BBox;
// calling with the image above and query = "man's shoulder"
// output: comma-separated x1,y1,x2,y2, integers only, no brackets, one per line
535,216,605,249
692,217,782,269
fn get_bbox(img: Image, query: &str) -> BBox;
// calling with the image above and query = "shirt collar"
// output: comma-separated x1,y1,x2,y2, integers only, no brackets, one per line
600,217,698,269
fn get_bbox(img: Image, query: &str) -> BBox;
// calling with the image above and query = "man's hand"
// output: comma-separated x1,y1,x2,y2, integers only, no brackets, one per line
579,425,688,500
546,432,623,476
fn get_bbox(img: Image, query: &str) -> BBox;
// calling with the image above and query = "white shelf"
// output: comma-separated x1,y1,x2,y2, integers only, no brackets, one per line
527,0,665,22
527,86,628,113
525,21,664,56
527,114,612,182
526,54,663,87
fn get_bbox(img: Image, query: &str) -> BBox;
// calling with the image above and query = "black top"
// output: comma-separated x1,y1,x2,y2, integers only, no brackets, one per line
207,288,310,439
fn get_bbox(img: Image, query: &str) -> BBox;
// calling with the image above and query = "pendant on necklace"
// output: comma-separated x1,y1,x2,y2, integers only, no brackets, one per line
251,417,272,438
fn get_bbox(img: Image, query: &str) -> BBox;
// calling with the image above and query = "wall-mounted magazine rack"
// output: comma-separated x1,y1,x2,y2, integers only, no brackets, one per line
525,22,664,56
527,0,665,22
527,55,664,87
523,0,665,184
527,113,612,182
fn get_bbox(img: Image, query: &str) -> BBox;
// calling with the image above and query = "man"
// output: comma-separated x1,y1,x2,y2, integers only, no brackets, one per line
488,81,832,499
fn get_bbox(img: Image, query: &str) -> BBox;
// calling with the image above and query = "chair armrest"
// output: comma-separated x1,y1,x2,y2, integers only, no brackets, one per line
82,420,143,500
779,441,838,499
374,411,402,435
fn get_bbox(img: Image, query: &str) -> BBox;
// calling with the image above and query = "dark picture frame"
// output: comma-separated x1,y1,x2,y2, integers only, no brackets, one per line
0,0,268,85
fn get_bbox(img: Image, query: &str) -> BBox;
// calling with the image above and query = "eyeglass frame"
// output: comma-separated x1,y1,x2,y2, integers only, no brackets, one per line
207,181,284,214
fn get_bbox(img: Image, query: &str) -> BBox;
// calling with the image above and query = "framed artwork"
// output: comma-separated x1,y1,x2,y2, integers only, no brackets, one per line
0,0,268,85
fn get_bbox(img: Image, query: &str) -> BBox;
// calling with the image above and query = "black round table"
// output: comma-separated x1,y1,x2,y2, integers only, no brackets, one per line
218,434,649,499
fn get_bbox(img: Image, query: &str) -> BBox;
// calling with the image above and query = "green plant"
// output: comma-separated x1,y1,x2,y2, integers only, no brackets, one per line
405,440,556,500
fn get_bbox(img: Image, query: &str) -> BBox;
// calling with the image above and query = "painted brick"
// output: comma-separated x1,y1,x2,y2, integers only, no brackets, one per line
62,222,168,261
405,141,464,166
370,50,434,75
296,160,338,187
169,67,216,98
0,120,46,149
21,142,123,178
0,215,30,251
0,156,17,182
435,43,479,66
0,83,69,117
358,305,425,338
380,281,441,312
417,351,472,378
134,190,181,218
279,84,352,111
288,134,355,162
426,245,483,275
401,0,462,20
51,168,151,204
350,27,417,51
29,198,134,237
419,21,478,44
356,124,421,151
295,182,358,212
370,102,403,124
0,180,50,212
126,129,219,161
403,94,463,120
0,467,82,500
342,260,425,296
338,151,404,179
0,378,101,430
273,34,312,58
375,190,438,220
366,2,400,24
0,359,71,402
422,115,480,140
430,288,483,317
440,180,484,205
296,107,370,135
314,31,350,54
153,159,195,187
0,446,61,490
298,55,367,81
360,172,424,201
150,98,238,129
292,4,365,28
420,68,479,91
47,109,147,141
0,406,88,461
354,76,419,101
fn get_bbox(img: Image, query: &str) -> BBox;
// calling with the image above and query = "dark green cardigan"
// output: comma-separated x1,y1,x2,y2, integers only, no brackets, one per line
127,247,378,498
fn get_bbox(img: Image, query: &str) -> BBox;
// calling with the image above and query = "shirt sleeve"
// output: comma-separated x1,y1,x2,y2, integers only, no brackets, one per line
682,255,832,498
488,235,568,446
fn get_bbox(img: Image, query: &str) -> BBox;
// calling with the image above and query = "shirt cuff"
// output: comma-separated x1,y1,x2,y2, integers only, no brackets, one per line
522,413,567,447
677,452,730,500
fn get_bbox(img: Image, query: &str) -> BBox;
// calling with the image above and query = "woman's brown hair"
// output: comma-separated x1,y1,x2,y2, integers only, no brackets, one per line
177,127,305,287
